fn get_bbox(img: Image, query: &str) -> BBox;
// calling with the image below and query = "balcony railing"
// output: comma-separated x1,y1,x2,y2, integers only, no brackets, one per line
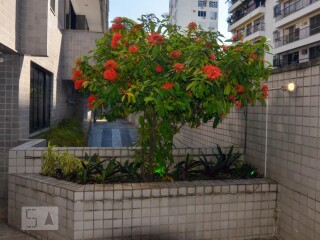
274,0,319,21
274,25,320,48
242,22,265,37
273,55,320,67
228,0,265,25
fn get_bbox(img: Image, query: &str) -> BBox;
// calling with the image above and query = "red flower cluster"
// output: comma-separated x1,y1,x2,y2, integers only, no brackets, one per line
120,89,127,95
236,85,243,93
105,60,117,69
202,64,222,80
111,32,122,49
210,54,216,61
104,59,118,82
232,32,243,42
72,69,87,90
169,50,181,58
111,23,124,32
236,101,242,109
72,69,82,81
155,65,163,73
162,83,175,90
74,79,86,90
249,53,258,60
146,32,165,45
221,45,229,51
173,63,185,73
113,17,123,23
104,69,117,81
229,95,236,102
187,22,197,30
128,45,138,53
262,84,268,98
87,94,97,109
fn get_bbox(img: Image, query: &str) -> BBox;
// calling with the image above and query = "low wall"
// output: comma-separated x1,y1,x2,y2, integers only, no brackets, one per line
8,140,278,240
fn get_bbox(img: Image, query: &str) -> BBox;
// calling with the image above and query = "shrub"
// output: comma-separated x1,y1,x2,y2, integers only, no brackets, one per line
34,118,86,147
73,14,271,180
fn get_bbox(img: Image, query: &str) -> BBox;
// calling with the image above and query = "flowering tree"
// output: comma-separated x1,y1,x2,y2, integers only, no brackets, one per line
72,15,271,180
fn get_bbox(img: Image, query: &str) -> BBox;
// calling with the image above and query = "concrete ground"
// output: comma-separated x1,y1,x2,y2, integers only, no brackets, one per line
88,119,139,147
0,223,35,240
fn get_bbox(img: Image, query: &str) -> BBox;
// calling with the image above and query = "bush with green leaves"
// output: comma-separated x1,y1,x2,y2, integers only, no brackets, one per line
72,14,271,180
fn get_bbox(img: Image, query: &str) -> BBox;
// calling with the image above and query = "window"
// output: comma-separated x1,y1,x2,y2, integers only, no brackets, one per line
208,12,218,19
283,52,299,65
273,3,281,17
50,0,55,13
310,45,320,60
246,23,252,36
30,63,52,133
198,0,207,7
310,14,320,35
209,1,218,8
198,11,206,17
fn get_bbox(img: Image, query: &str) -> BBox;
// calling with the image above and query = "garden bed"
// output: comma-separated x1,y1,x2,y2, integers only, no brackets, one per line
8,140,278,240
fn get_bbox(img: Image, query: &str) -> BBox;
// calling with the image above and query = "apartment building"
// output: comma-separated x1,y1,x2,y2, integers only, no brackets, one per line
273,0,320,67
169,0,219,31
0,0,108,221
228,0,320,67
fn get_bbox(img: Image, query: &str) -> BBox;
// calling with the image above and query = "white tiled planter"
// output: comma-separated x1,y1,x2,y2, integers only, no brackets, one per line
8,140,278,240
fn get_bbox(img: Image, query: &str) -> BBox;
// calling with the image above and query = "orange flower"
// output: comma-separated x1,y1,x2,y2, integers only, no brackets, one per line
120,89,127,95
128,45,138,53
202,64,222,80
173,63,185,73
232,32,243,41
187,22,197,30
103,69,118,81
72,69,82,81
105,60,117,69
146,32,165,45
111,32,122,49
113,17,123,23
236,101,242,109
236,85,243,93
111,23,124,32
169,50,181,58
75,59,82,66
155,65,163,73
262,92,268,99
162,83,175,90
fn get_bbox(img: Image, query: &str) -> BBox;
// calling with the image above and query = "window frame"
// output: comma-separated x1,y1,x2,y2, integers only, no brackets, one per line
50,0,55,14
198,11,207,17
29,63,52,134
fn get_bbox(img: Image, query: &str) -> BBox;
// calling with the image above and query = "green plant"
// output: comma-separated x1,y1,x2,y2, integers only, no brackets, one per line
41,143,59,176
173,154,202,180
58,151,82,181
73,14,270,180
115,160,143,182
33,118,86,147
231,162,259,178
198,145,242,179
80,153,109,184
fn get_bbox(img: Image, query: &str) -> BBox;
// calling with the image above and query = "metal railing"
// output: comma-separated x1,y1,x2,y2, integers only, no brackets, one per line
273,55,320,67
242,22,265,37
274,25,320,48
228,0,265,25
274,0,319,21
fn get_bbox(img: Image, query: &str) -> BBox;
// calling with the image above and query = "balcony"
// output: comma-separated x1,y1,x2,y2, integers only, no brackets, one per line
227,0,266,26
242,22,265,37
274,25,320,48
274,0,319,22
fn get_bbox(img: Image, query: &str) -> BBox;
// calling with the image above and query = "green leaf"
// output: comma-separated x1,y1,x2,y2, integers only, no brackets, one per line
212,117,220,128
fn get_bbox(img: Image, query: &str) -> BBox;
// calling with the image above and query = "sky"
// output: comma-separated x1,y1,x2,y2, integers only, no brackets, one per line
109,0,231,40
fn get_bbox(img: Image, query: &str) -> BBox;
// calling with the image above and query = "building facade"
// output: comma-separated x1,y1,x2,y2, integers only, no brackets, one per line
227,0,320,67
169,0,219,31
0,0,108,222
